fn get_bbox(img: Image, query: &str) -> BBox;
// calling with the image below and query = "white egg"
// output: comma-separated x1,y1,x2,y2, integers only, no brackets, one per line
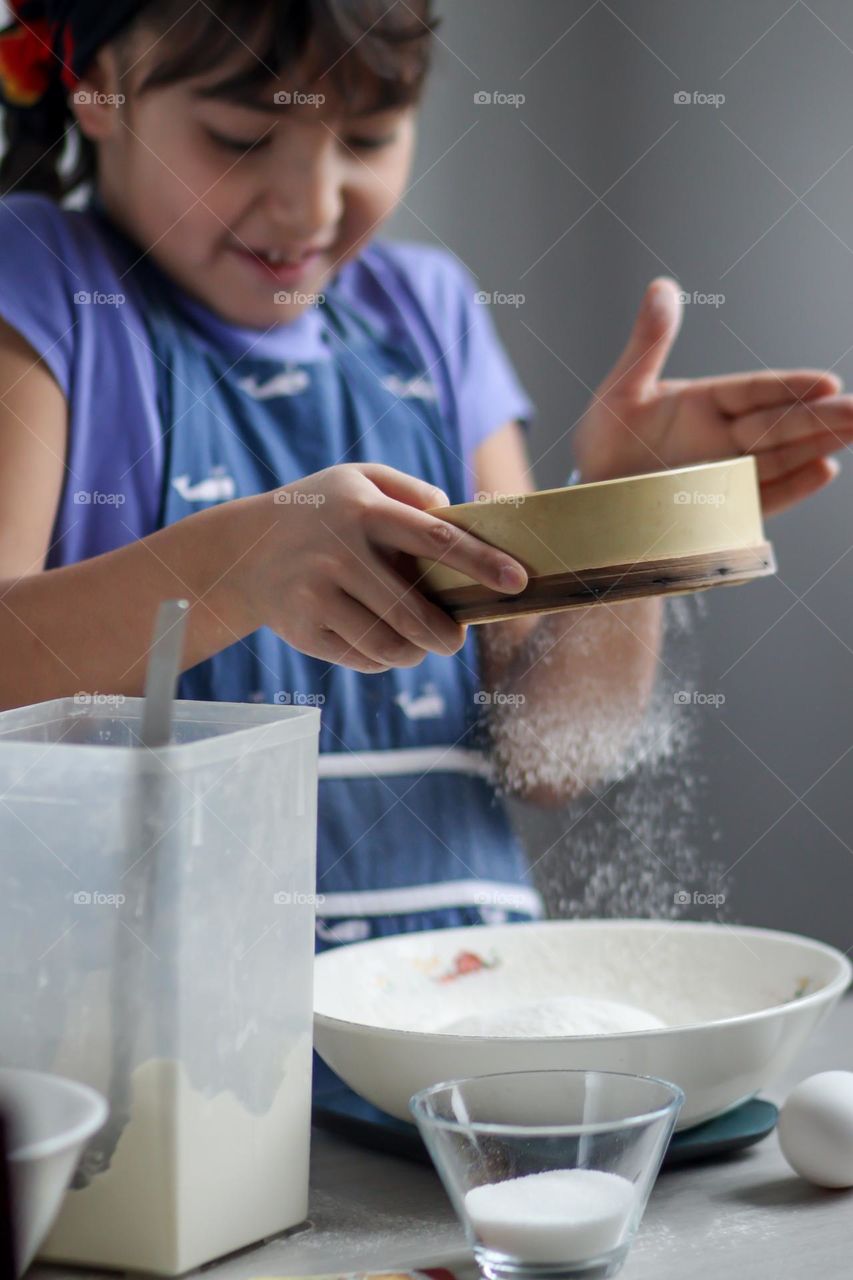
778,1071,853,1188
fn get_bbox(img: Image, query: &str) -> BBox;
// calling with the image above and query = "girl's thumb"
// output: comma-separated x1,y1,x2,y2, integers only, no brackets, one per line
599,277,683,400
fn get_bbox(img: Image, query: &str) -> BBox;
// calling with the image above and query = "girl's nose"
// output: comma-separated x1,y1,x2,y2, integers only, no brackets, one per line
265,147,344,240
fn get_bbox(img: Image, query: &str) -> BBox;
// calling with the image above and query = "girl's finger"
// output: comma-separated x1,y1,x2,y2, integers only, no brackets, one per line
761,457,840,518
732,396,853,453
300,626,392,675
356,462,449,511
754,435,852,485
365,501,529,595
322,590,429,668
351,552,468,655
708,370,841,417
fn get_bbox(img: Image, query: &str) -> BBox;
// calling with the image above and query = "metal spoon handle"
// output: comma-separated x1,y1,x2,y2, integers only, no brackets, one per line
140,599,189,749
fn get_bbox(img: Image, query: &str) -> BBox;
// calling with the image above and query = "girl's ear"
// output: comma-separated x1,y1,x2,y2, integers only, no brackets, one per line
69,47,125,142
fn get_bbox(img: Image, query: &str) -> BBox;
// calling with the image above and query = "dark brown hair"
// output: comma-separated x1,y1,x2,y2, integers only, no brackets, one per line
0,0,438,199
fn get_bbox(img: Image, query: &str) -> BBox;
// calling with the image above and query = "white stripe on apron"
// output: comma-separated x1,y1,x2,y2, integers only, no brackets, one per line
318,746,495,780
318,879,544,919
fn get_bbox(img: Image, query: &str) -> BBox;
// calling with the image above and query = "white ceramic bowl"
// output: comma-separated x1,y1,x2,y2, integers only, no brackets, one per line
314,920,851,1130
0,1067,107,1273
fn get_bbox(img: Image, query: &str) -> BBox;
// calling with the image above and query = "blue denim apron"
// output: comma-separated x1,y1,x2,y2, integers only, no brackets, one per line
76,210,543,1099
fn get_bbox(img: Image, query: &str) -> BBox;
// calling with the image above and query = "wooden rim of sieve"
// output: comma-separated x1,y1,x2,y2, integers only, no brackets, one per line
430,541,777,625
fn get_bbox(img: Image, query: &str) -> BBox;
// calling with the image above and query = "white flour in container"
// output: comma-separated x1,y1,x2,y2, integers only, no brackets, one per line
40,1039,312,1274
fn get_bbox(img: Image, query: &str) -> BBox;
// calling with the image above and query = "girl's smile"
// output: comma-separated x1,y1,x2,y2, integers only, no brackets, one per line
226,239,333,289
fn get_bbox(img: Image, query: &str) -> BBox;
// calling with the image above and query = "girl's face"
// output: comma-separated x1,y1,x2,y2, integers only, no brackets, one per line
74,36,417,328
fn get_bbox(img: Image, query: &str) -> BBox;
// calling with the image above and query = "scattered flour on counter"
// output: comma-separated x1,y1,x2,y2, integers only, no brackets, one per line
441,994,666,1037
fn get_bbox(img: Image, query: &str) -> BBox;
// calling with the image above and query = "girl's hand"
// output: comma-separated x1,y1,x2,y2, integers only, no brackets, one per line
235,462,528,673
573,278,853,516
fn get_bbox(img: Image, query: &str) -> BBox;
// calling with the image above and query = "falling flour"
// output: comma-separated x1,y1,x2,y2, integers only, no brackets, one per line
465,1168,636,1264
499,597,729,920
442,994,665,1037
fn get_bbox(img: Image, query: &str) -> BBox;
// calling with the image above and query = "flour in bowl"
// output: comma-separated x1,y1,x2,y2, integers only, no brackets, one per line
440,994,666,1037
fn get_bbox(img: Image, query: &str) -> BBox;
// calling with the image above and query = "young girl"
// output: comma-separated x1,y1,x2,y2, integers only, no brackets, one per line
0,1,850,971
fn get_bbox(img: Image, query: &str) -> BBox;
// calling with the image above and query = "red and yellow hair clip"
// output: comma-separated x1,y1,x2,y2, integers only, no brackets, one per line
0,1,76,108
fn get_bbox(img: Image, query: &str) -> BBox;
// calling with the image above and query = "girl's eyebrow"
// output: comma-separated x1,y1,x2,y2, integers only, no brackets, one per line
191,86,284,112
190,86,401,119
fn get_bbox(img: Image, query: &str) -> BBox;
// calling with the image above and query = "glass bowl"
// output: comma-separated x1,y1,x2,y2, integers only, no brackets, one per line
410,1068,683,1280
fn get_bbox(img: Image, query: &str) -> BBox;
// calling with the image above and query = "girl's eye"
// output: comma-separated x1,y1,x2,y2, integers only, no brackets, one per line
206,129,270,155
346,133,397,152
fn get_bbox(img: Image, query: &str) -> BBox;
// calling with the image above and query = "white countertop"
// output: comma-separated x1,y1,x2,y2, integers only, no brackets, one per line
32,995,853,1280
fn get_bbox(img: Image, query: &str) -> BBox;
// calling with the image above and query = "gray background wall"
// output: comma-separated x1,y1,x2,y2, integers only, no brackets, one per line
388,1,853,951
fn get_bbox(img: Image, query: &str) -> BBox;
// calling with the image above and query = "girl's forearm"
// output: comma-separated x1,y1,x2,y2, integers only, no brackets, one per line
0,500,260,710
481,597,664,807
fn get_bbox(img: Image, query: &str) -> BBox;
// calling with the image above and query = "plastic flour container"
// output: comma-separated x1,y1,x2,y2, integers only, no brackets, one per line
0,696,320,1274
